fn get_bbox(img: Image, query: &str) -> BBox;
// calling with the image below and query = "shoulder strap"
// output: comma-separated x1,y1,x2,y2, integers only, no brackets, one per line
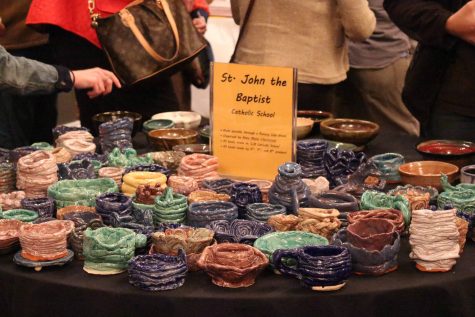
230,0,255,63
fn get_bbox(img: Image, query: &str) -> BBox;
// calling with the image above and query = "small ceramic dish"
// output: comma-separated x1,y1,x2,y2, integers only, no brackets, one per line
172,143,210,155
152,111,202,130
148,128,198,151
416,140,475,168
297,110,334,133
398,161,459,190
320,118,380,146
142,119,175,134
296,117,314,139
91,111,142,136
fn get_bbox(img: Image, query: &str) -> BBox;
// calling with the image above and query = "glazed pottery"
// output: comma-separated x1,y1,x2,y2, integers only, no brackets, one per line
309,191,359,227
125,164,171,178
19,219,74,262
83,227,147,275
99,117,134,153
0,162,16,194
296,139,328,179
187,190,230,204
346,218,396,252
332,161,385,198
268,162,310,214
58,159,96,180
199,125,210,143
98,167,124,186
324,148,367,187
296,208,341,239
153,188,188,224
201,178,236,195
142,119,175,134
245,179,273,203
148,128,198,151
370,153,405,183
388,184,439,205
409,209,459,272
320,118,380,146
134,183,165,205
73,152,108,164
388,185,430,211
1,209,38,222
0,148,9,162
229,183,263,218
297,110,333,133
21,197,56,218
13,249,74,272
416,139,475,167
9,146,37,163
96,192,133,226
253,231,329,265
149,151,186,173
55,130,94,152
51,147,73,164
360,190,411,227
48,178,119,208
187,201,238,227
151,111,201,129
0,219,22,254
121,171,167,196
245,203,286,222
398,161,459,190
347,209,405,235
197,243,268,288
273,245,351,291
111,207,154,237
332,229,400,276
207,219,273,245
303,177,330,197
56,205,96,220
461,164,475,184
178,153,219,182
0,191,26,210
456,217,469,254
108,148,153,168
92,111,142,136
63,212,103,260
168,175,199,196
31,142,53,151
16,150,58,198
128,252,187,291
267,214,300,231
172,144,210,155
296,117,314,139
52,125,89,141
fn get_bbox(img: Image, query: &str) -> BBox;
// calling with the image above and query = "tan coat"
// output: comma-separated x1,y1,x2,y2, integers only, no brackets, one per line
231,0,376,84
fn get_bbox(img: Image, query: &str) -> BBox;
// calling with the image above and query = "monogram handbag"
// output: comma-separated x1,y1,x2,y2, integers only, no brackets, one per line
88,0,207,85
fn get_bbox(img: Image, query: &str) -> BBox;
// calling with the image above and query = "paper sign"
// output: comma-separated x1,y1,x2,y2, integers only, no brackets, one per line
211,62,297,180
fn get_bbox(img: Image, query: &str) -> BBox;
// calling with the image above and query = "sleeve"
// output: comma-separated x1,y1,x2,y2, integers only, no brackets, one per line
0,46,73,95
383,0,457,49
337,0,377,42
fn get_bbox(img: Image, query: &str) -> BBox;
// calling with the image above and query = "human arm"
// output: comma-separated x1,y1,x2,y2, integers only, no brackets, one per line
337,0,376,41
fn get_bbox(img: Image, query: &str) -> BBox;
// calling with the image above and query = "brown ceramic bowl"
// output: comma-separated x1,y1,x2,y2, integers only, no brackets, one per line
148,128,198,151
398,161,459,190
296,118,314,139
297,110,334,133
320,118,380,146
91,111,142,136
347,218,396,252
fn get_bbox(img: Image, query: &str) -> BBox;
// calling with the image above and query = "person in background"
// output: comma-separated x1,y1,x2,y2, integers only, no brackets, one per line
384,0,475,141
230,0,376,112
335,0,420,136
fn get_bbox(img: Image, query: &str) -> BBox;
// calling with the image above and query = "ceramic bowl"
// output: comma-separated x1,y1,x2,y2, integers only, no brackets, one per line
151,227,214,256
398,161,459,190
346,218,396,252
347,209,405,235
297,110,334,133
152,111,202,130
199,125,210,143
197,243,269,288
0,219,23,254
207,219,273,245
416,139,475,167
142,119,175,134
461,165,475,184
148,128,198,151
91,111,142,136
320,118,380,146
296,117,314,139
172,143,210,155
371,153,405,183
187,201,239,227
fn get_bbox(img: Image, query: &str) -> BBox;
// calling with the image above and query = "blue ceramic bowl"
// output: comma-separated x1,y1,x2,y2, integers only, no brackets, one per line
143,119,175,134
201,178,236,195
188,201,238,227
245,203,286,222
207,219,273,245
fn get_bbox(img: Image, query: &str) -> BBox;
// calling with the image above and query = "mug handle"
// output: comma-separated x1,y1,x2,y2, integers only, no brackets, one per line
273,249,300,278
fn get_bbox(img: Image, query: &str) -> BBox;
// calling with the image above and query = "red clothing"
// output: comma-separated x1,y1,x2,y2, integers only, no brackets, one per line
27,0,209,48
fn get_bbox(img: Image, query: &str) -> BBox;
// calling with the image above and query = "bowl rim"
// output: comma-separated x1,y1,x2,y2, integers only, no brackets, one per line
320,118,380,133
296,110,334,121
147,128,199,139
151,111,201,120
92,110,142,122
416,139,475,157
398,160,459,177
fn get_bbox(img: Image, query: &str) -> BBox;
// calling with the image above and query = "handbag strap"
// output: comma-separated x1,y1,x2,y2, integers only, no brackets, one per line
230,0,255,63
89,0,180,63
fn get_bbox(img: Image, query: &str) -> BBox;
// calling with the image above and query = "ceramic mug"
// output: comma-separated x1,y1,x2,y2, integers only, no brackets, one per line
273,245,352,291
461,165,475,184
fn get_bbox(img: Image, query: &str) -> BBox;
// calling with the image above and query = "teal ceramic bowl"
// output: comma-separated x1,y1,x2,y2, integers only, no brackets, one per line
254,231,328,268
143,119,175,134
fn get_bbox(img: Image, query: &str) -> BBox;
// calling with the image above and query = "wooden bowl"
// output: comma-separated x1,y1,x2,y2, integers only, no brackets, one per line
296,117,314,139
148,128,198,151
320,118,379,146
398,161,459,190
91,111,142,136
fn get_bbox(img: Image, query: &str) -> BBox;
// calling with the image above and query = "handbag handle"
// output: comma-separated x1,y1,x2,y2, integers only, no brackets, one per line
89,0,180,63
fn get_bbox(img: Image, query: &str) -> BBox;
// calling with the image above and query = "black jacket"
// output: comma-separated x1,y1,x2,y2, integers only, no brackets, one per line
384,0,475,121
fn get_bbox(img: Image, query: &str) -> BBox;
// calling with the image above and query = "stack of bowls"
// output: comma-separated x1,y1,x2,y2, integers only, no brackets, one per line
153,188,188,224
0,162,16,194
99,117,134,153
297,139,328,179
95,192,133,226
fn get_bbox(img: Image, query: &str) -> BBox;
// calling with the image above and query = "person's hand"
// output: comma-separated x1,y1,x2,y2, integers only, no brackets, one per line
71,67,121,98
446,0,475,45
192,16,207,34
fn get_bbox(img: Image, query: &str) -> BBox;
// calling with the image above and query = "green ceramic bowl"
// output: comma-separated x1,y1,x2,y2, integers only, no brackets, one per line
253,231,328,265
143,119,175,134
1,209,38,222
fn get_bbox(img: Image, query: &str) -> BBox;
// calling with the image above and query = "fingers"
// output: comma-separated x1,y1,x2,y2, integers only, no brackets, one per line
73,67,122,99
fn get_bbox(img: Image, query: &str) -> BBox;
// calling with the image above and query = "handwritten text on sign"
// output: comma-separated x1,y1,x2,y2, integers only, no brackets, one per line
211,62,296,180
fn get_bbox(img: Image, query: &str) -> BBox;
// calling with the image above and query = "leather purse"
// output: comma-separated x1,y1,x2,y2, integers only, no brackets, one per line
88,0,207,85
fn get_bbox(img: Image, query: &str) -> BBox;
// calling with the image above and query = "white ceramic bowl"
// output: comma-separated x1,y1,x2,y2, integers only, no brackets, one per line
151,111,202,130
